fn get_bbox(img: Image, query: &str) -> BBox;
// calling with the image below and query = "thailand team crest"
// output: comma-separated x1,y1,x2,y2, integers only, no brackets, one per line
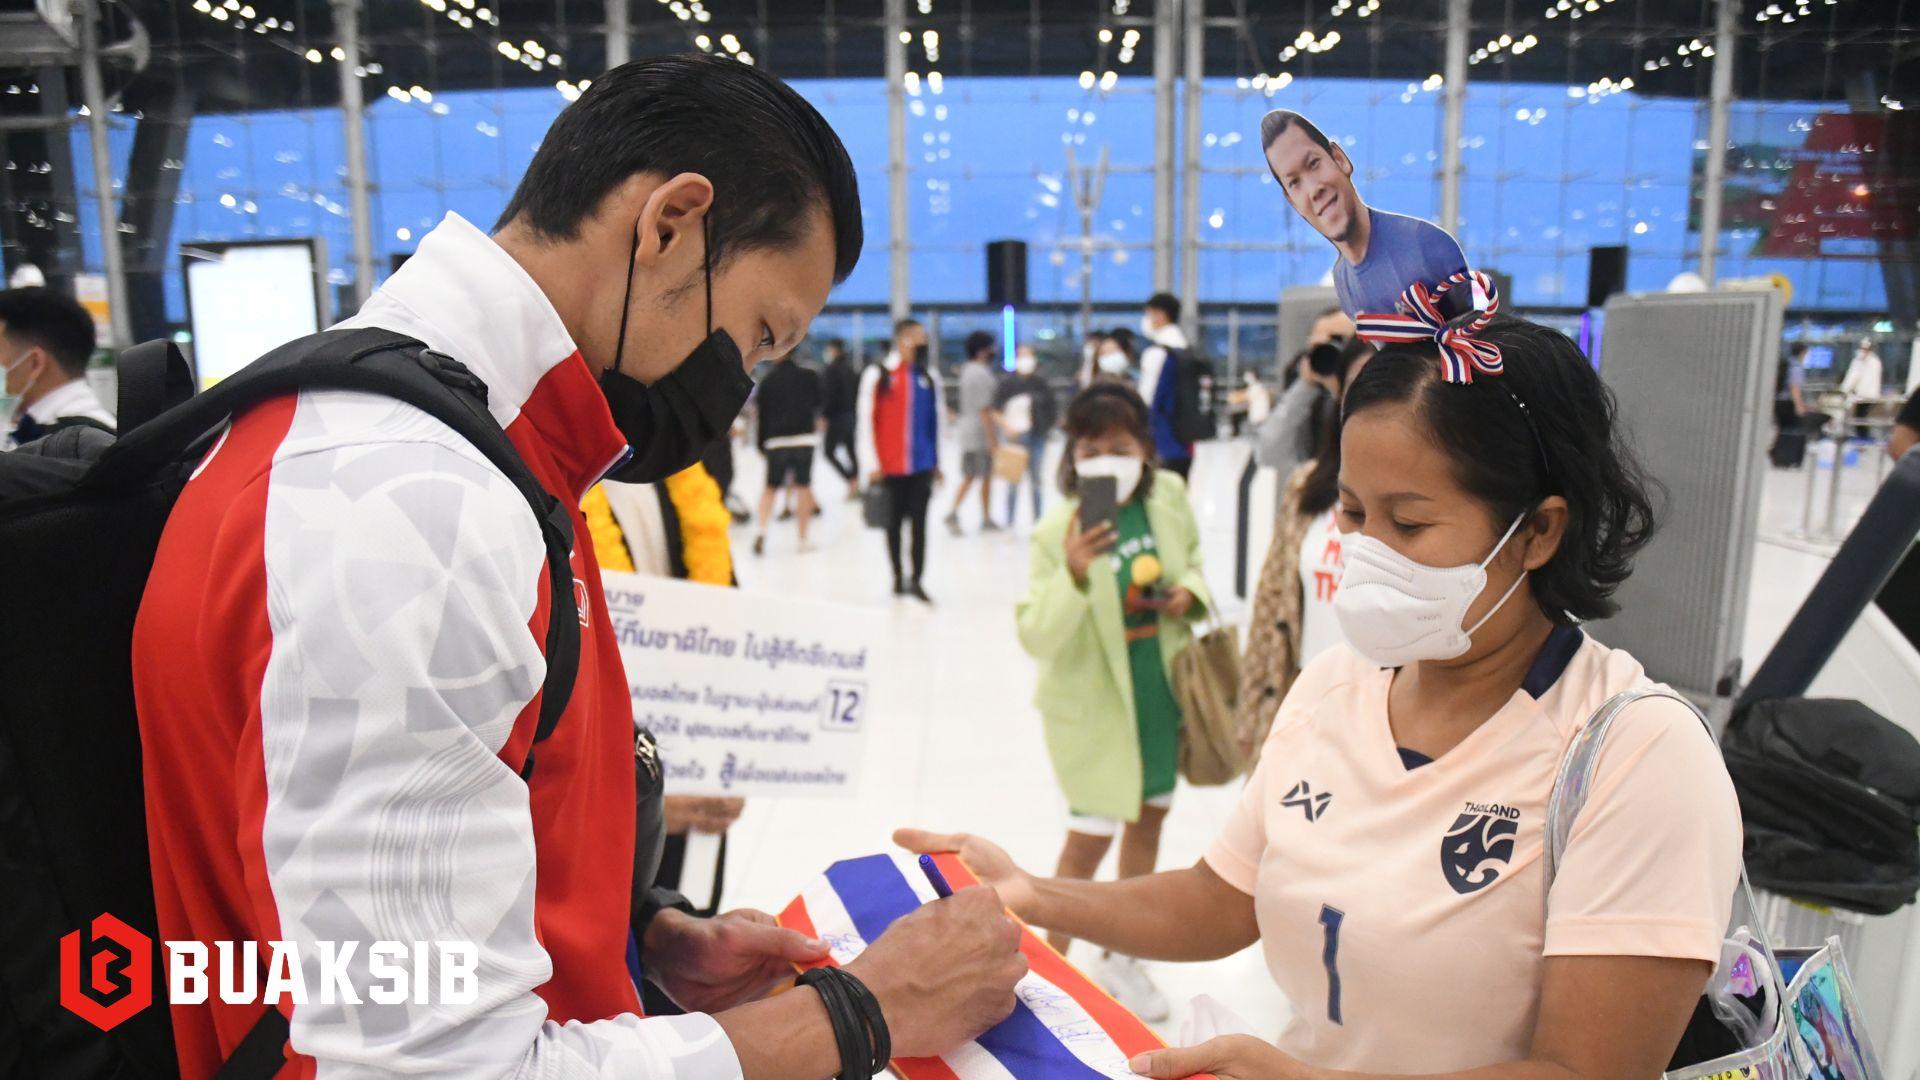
1441,801,1520,894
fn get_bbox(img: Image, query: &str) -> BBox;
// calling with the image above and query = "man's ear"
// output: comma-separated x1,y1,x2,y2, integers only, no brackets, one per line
1333,143,1355,179
633,172,716,271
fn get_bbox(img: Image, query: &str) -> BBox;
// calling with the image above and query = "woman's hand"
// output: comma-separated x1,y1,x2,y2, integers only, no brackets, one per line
1128,1035,1312,1080
894,828,1042,923
1155,586,1196,619
1065,513,1116,587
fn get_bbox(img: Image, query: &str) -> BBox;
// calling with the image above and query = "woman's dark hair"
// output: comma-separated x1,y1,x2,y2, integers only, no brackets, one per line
964,330,996,359
499,54,863,284
1297,336,1376,517
1340,315,1660,624
1058,383,1158,499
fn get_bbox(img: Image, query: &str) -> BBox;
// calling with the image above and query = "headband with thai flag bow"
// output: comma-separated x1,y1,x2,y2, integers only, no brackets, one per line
1354,269,1503,385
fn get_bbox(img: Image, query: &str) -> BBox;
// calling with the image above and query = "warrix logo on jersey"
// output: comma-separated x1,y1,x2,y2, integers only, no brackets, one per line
1441,800,1521,894
1281,780,1333,822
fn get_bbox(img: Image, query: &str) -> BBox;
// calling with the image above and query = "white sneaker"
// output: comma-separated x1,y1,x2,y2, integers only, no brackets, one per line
1095,953,1170,1023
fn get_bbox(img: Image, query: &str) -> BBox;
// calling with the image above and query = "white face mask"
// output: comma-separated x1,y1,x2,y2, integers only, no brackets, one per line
1015,352,1038,376
1075,453,1144,502
1332,511,1531,668
0,350,35,428
1139,315,1156,339
1097,350,1129,375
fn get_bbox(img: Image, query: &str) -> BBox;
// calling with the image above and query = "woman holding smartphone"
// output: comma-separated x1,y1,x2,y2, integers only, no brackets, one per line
912,316,1742,1079
1015,382,1210,1023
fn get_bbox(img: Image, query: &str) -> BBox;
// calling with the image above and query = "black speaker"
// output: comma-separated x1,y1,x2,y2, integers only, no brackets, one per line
1587,245,1628,309
986,240,1028,307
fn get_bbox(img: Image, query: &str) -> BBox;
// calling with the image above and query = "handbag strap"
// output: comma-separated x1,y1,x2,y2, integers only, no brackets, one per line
1542,687,1784,973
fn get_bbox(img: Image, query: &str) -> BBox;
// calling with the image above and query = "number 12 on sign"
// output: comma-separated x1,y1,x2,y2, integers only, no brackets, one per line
1319,904,1344,1025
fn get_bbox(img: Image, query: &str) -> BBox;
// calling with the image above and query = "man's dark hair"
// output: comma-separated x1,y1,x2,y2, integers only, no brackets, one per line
964,330,995,360
1789,341,1810,358
1260,109,1335,156
1342,315,1660,624
894,318,922,337
498,54,863,284
1059,382,1157,499
1146,292,1181,324
0,286,95,377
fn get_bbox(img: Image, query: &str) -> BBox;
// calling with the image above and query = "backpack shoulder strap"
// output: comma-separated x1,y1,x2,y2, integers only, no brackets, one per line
114,337,197,433
92,327,580,764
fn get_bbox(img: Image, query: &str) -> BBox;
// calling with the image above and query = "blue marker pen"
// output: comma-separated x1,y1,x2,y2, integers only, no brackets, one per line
918,853,955,899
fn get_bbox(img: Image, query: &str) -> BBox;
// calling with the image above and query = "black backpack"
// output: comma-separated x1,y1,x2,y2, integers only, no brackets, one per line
0,327,581,1079
1167,347,1217,445
1721,696,1920,916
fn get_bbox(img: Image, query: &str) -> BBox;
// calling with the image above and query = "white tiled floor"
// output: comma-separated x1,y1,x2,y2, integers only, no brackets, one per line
698,435,1877,1043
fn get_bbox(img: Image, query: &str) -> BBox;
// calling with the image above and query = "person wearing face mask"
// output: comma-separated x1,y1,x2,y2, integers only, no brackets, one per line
131,56,1025,1080
1254,306,1353,475
1012,382,1210,1024
0,286,112,449
903,314,1743,1080
1136,293,1197,479
991,345,1059,525
1237,335,1374,757
857,317,944,603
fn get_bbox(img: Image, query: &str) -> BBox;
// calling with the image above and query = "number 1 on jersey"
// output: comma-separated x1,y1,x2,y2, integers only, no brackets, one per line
1319,904,1345,1025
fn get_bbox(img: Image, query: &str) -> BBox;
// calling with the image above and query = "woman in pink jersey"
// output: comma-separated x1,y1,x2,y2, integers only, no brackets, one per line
904,314,1743,1079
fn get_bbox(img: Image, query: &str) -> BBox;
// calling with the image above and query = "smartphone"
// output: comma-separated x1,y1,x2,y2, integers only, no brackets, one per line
1079,475,1119,535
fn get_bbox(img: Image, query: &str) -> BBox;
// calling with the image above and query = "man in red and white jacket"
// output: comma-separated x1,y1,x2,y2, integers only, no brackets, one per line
132,55,1023,1080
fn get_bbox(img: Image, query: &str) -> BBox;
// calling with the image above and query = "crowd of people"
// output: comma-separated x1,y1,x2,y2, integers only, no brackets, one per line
7,48,1918,1080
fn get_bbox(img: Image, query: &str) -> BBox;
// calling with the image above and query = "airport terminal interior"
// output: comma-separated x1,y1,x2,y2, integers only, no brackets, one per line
4,0,1920,1077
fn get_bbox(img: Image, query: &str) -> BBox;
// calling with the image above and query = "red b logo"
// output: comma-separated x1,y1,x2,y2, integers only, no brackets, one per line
59,913,153,1031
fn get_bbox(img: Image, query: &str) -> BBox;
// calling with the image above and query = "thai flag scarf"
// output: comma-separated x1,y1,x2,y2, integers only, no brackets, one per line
779,852,1212,1080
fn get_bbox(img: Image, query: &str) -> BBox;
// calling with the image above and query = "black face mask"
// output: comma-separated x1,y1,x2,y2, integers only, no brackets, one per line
598,215,754,484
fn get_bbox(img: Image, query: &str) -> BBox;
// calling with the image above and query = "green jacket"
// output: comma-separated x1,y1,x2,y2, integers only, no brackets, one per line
1017,470,1212,822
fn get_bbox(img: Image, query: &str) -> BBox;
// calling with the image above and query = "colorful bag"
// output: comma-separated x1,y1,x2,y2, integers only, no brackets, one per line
1547,687,1885,1079
778,852,1210,1079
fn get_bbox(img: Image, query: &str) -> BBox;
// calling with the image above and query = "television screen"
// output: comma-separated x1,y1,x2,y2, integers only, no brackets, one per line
1803,344,1835,371
182,240,323,387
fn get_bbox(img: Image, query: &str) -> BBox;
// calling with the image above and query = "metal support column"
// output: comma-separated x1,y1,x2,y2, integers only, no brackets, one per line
332,0,375,310
1151,0,1176,293
1439,0,1468,235
885,0,909,322
1178,0,1202,340
76,0,131,349
1698,0,1737,286
606,0,629,68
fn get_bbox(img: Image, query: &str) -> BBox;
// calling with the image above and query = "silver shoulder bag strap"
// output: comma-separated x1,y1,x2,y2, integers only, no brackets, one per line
1543,687,1791,1006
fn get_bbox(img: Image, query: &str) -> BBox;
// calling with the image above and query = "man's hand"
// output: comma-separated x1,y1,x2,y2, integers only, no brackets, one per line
1129,1035,1311,1079
664,795,746,836
844,885,1026,1058
869,470,886,487
644,908,828,1014
892,829,1040,921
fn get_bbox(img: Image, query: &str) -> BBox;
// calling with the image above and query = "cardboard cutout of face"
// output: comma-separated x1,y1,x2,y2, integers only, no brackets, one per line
1261,109,1474,325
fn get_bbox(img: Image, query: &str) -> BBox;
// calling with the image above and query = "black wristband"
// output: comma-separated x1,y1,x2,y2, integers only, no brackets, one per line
797,967,871,1080
836,968,891,1075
